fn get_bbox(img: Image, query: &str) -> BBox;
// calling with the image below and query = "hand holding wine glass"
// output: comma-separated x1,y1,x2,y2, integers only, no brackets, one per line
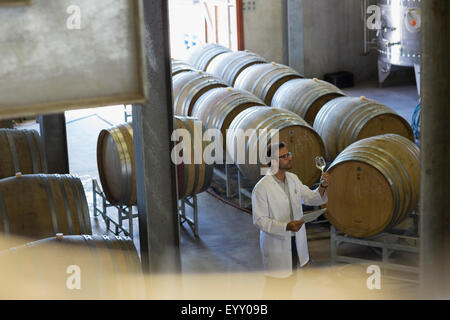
315,156,326,173
315,156,330,188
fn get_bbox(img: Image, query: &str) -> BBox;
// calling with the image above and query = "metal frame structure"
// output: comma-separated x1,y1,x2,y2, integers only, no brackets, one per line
93,178,200,239
92,179,137,238
213,163,253,208
124,105,132,123
179,195,199,237
330,214,420,283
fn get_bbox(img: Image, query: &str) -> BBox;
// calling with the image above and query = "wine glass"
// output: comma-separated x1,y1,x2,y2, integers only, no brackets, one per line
315,156,326,173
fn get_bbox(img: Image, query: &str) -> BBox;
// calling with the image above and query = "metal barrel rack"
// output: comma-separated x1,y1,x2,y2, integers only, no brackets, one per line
212,163,253,209
124,105,132,123
92,179,137,238
330,212,420,283
93,178,200,238
179,195,199,237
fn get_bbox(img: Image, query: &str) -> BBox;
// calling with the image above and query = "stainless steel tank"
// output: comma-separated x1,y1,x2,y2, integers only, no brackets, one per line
376,0,422,93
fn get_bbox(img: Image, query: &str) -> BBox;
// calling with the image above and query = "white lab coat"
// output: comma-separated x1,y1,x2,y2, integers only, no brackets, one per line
252,172,328,278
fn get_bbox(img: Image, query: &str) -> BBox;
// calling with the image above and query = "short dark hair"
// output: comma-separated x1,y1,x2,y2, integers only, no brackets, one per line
266,142,286,166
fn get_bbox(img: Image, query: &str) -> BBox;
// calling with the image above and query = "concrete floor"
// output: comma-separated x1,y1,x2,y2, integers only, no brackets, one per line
18,80,421,299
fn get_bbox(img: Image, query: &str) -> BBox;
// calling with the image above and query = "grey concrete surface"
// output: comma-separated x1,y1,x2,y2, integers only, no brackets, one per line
244,0,378,81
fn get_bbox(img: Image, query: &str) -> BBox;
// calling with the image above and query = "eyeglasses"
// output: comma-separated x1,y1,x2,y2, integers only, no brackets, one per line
279,152,293,160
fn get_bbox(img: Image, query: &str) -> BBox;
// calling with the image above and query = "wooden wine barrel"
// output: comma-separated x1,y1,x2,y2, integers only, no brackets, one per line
234,62,303,105
174,116,214,198
97,124,135,206
272,78,345,126
0,234,145,299
191,87,266,155
0,129,47,179
226,107,325,185
325,134,420,238
205,50,267,86
172,71,227,116
187,43,232,71
171,59,197,76
0,174,92,247
313,96,415,161
97,121,212,204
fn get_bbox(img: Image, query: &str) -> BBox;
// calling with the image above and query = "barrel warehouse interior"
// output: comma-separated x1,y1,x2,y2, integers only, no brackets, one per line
0,0,448,300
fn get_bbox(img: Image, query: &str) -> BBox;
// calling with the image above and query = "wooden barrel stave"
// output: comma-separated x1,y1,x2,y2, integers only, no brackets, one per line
326,134,420,238
227,107,325,185
187,43,232,71
206,50,267,86
234,62,303,105
272,78,345,125
0,174,92,247
172,72,227,116
0,129,47,179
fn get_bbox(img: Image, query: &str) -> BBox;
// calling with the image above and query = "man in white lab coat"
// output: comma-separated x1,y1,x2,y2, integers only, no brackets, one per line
252,142,329,285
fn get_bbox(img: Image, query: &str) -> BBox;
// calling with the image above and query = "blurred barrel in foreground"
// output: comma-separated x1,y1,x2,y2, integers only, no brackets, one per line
187,43,232,71
206,50,267,86
0,128,47,179
192,87,266,155
0,234,144,299
172,71,227,116
97,120,212,205
171,59,197,76
325,134,420,238
227,107,325,186
234,62,303,105
272,78,345,126
0,174,91,248
313,96,415,160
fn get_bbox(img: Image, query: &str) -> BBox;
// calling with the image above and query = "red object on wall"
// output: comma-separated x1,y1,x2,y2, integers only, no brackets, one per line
236,0,244,50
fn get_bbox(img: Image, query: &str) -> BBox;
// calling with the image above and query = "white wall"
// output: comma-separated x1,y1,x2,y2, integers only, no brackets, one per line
242,0,378,82
242,0,285,63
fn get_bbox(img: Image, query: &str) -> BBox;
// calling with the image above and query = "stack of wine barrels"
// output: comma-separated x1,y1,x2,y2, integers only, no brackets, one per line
97,118,213,204
226,107,326,186
325,134,420,238
177,43,420,242
177,44,335,188
313,96,415,161
0,128,143,299
0,129,92,248
0,234,145,299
